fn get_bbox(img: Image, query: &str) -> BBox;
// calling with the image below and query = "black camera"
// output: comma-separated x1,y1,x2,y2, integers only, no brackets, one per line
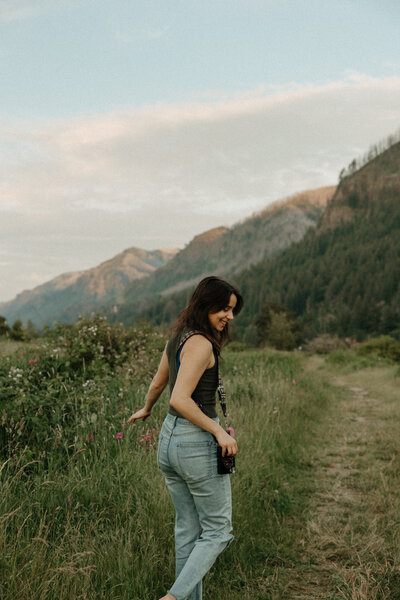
216,445,235,474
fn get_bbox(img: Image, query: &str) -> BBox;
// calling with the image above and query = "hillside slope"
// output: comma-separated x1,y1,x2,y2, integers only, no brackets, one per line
112,186,335,324
0,247,178,327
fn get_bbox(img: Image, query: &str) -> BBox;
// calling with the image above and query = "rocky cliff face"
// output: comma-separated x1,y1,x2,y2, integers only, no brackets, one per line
319,141,400,231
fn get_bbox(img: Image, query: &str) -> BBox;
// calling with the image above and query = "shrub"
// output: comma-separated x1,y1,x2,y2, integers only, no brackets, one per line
255,302,301,350
304,334,347,354
358,335,400,362
0,316,166,461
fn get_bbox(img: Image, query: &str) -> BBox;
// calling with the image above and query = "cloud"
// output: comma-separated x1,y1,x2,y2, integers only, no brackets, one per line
1,73,400,300
0,0,65,22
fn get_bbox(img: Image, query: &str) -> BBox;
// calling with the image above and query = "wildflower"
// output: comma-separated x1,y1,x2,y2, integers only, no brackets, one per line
117,406,123,412
29,359,36,365
66,498,71,506
227,427,235,437
115,432,123,440
292,379,296,385
88,434,94,442
138,428,156,447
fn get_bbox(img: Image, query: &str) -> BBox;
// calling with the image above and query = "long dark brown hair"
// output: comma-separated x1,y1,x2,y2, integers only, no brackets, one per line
170,276,244,352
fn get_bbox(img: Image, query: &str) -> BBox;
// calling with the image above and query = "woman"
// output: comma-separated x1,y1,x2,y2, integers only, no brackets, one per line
127,276,243,600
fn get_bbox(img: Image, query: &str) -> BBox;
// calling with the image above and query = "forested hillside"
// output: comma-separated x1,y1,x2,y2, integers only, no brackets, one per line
136,140,400,342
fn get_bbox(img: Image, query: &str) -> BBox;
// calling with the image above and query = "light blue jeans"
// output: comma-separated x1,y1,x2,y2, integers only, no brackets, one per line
157,414,233,600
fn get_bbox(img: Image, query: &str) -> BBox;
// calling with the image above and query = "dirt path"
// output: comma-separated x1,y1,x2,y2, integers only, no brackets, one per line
286,359,400,600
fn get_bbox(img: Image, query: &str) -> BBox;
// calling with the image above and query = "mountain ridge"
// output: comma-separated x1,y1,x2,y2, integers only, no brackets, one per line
0,247,178,327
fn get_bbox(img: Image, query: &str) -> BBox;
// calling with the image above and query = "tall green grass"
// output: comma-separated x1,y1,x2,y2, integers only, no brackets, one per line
0,324,331,599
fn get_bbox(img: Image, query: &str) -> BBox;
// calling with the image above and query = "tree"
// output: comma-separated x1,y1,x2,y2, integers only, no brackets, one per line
9,319,25,341
26,319,38,339
267,311,297,350
255,302,301,349
0,316,10,337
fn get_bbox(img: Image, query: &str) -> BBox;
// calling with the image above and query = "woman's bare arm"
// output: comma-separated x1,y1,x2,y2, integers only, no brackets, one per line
127,346,169,424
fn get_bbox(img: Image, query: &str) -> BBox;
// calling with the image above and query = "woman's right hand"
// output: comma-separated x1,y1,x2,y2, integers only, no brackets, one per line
215,428,238,457
126,407,151,425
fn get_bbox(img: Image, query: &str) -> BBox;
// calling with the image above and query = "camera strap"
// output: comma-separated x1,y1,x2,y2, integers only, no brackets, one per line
176,330,229,429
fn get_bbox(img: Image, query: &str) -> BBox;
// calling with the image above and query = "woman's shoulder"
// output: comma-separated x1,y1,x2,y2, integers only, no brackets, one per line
174,329,213,353
180,334,214,369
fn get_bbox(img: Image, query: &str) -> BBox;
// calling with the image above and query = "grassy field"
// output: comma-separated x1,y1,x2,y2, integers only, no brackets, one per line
1,325,399,600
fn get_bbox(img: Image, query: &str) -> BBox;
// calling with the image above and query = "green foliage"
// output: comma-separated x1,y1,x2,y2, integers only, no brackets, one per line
0,315,166,461
0,315,39,341
326,349,386,371
9,318,25,341
0,315,10,337
358,335,400,362
267,311,297,350
225,341,248,352
255,302,301,350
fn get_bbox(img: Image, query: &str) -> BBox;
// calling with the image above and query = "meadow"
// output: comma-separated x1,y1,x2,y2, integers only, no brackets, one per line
1,317,399,599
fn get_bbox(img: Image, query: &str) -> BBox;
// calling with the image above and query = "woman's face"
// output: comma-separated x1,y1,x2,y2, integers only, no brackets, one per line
208,294,237,332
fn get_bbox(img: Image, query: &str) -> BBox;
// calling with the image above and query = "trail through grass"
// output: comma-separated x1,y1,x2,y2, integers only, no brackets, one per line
283,358,400,600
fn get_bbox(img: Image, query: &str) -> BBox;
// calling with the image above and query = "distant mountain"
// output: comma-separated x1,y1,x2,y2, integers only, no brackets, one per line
113,186,335,325
0,247,178,327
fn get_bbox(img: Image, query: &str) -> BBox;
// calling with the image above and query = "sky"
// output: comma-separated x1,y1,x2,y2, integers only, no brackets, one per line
1,0,400,303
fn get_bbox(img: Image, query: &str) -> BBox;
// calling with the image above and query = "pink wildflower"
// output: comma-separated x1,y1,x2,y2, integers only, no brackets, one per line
88,434,93,442
115,432,123,440
227,427,235,437
138,428,156,447
29,359,36,365
66,498,71,506
292,379,296,385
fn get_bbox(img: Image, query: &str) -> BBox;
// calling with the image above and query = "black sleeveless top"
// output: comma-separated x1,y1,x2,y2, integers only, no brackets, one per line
166,330,218,419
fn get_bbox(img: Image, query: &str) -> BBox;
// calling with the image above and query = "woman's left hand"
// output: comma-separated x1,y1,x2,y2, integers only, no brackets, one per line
126,408,151,424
